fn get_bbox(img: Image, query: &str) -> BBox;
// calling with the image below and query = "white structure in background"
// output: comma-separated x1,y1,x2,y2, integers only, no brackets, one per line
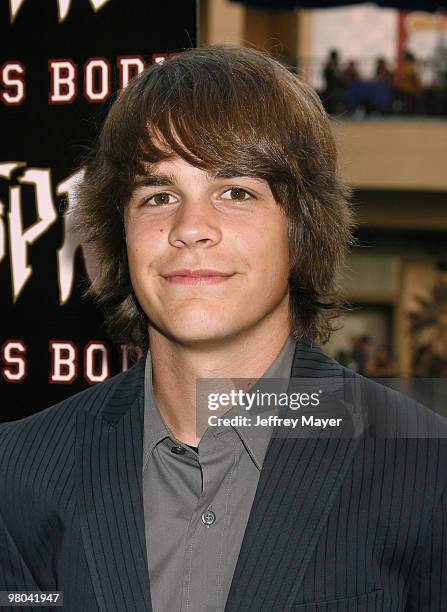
406,12,447,86
308,4,397,91
307,4,447,91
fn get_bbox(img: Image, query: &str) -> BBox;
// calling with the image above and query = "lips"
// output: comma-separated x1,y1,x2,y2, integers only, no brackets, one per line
161,269,235,285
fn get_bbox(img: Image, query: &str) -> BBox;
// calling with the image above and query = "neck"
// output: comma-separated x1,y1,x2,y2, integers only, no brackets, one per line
148,315,292,446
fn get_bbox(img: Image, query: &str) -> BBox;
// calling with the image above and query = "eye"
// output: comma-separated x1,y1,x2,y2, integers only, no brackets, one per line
145,192,178,207
221,187,253,202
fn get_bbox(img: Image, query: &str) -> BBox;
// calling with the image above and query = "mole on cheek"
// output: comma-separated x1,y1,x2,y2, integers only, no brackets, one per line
159,228,164,233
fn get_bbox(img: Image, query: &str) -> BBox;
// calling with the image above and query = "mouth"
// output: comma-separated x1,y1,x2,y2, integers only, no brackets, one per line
161,269,236,286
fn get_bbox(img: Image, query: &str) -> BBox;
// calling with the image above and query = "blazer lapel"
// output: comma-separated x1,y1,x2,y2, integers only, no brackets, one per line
75,359,152,612
225,342,365,612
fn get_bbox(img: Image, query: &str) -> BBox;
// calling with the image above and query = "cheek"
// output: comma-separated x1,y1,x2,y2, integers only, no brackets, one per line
255,218,290,274
126,221,161,263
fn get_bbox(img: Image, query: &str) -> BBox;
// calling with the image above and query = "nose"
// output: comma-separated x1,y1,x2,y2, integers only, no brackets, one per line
168,199,222,249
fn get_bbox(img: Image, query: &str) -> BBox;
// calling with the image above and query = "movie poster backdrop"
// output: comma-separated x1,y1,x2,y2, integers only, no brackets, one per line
0,0,198,421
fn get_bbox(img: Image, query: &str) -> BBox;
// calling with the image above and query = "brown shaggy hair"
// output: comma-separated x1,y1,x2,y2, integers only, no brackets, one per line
75,45,355,351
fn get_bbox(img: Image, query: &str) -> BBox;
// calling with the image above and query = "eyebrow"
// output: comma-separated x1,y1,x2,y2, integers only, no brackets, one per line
132,169,259,190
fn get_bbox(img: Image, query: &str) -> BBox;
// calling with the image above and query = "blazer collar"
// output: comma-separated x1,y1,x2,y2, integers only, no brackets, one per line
76,340,364,612
100,357,145,424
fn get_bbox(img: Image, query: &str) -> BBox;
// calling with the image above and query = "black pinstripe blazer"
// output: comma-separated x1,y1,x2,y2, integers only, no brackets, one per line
1,341,447,612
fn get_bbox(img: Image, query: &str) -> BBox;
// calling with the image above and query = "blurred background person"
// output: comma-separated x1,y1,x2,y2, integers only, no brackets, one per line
394,50,423,114
351,335,373,376
343,59,361,84
322,49,346,114
375,57,394,84
369,345,398,377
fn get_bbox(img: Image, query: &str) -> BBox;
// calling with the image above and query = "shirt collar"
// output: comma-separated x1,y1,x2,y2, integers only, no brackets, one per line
144,355,171,458
224,334,296,470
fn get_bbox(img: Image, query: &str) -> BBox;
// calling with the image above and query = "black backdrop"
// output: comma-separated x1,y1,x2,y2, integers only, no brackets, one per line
0,0,197,422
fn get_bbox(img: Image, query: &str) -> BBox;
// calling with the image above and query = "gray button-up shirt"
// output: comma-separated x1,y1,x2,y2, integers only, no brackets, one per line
143,335,296,612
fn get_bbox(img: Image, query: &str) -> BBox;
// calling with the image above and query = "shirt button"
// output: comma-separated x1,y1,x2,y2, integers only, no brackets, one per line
201,508,216,527
171,445,186,455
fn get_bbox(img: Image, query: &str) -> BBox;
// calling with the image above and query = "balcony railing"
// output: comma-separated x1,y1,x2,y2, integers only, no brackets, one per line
298,56,447,118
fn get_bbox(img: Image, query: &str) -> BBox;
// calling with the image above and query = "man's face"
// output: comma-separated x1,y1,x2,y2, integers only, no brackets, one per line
125,156,291,346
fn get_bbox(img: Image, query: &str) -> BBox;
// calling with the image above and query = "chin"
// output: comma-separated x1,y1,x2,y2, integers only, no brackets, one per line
160,313,245,347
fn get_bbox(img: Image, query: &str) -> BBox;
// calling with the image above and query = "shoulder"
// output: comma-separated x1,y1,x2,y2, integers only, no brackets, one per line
0,358,145,475
339,366,447,501
310,342,447,467
340,366,447,438
290,340,447,438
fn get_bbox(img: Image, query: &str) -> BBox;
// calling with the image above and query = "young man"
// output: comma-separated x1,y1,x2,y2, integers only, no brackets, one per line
1,46,446,612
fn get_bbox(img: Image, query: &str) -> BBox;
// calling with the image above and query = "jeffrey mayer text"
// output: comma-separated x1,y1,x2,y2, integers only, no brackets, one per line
208,415,343,428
